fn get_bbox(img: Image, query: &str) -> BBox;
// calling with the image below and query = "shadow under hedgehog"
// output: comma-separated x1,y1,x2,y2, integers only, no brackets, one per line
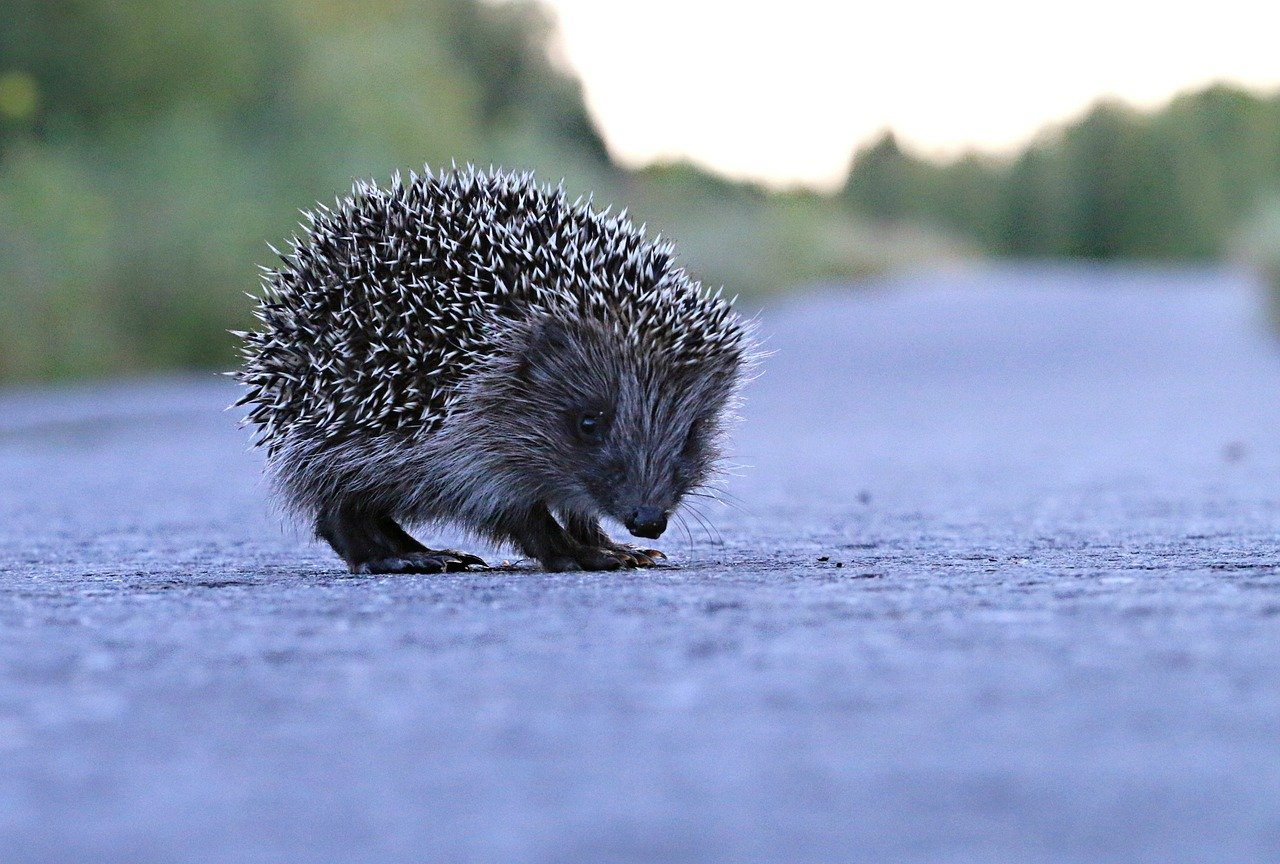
235,166,754,573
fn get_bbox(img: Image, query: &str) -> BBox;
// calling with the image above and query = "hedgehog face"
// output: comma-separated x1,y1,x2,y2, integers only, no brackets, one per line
509,316,737,538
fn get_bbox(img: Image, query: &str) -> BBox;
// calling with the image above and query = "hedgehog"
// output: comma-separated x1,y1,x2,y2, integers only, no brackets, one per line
235,166,751,573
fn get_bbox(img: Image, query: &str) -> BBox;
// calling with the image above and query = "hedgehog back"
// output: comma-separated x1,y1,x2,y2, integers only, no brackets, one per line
236,168,743,454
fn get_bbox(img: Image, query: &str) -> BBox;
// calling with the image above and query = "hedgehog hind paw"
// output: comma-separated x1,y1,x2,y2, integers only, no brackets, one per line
353,550,487,574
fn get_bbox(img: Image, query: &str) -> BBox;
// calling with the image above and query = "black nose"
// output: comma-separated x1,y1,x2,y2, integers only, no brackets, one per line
625,506,667,539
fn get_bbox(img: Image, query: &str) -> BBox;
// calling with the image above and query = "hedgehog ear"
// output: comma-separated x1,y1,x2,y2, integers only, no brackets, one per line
515,316,574,381
529,317,573,355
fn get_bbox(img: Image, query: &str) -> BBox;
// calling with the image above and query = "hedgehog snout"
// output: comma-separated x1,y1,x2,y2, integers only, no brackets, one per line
624,506,668,539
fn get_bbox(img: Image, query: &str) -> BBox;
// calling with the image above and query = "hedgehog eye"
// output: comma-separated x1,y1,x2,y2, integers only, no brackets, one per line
576,412,606,444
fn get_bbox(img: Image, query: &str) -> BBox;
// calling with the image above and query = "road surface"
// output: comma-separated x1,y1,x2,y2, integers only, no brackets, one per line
2,264,1279,863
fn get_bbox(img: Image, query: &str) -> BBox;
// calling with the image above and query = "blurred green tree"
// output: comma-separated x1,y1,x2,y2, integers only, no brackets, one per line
842,131,920,223
841,83,1280,262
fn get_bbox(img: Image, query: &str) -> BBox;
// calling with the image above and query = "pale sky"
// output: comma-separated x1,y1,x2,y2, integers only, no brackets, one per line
540,0,1280,190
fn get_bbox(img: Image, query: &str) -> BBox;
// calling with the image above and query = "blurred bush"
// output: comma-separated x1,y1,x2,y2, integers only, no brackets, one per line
623,162,967,297
842,84,1280,261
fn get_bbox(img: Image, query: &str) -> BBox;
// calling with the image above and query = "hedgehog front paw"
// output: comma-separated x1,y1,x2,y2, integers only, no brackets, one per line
353,550,486,574
607,544,666,567
542,545,665,572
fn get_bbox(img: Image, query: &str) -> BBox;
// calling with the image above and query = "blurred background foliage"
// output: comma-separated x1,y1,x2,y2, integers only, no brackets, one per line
0,0,1278,383
843,86,1280,260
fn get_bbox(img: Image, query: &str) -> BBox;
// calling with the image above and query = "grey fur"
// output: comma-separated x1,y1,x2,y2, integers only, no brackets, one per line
235,166,752,573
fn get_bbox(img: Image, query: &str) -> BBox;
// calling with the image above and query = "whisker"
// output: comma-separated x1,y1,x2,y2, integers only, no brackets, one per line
683,501,723,546
700,482,747,503
688,485,751,515
687,489,749,515
674,511,695,562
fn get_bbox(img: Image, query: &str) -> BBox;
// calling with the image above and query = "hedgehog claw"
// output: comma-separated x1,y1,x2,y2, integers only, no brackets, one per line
443,550,489,568
611,545,664,567
432,550,489,572
354,551,486,574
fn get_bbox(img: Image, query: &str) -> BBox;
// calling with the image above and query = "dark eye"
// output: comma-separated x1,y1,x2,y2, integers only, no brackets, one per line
576,412,606,444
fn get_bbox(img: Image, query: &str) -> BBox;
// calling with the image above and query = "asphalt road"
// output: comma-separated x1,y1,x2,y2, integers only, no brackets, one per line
2,264,1279,863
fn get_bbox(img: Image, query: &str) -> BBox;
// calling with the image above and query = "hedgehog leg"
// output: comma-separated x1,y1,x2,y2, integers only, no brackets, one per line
373,517,488,572
515,506,644,572
561,512,665,568
316,508,485,574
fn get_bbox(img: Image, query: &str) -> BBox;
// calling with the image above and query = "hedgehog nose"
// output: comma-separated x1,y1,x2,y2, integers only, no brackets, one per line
625,506,667,539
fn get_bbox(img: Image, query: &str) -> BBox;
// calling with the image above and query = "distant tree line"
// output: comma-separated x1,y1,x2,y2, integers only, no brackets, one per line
841,84,1280,259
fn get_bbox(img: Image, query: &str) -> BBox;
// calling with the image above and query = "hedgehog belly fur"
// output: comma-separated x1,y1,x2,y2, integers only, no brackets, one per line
236,166,751,573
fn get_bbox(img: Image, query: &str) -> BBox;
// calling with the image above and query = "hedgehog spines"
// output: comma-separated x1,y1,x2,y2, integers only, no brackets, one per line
237,164,747,461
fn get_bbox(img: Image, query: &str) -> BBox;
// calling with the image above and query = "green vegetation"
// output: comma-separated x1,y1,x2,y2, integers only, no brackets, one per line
0,0,609,381
3,1,1280,384
842,85,1280,260
1,0,915,384
620,162,959,308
